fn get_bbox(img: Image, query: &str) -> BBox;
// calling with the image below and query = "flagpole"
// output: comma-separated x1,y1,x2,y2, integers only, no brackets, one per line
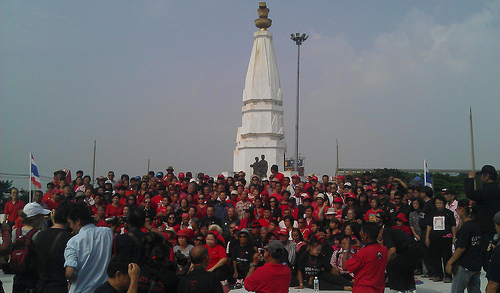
92,140,96,187
469,107,475,172
28,152,32,203
335,139,339,178
423,160,426,187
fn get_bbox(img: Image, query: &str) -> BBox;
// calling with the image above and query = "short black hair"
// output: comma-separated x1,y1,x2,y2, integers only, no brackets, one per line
128,206,146,228
434,194,446,204
54,201,71,224
283,215,295,224
421,186,434,198
106,255,131,278
361,222,381,242
67,202,93,226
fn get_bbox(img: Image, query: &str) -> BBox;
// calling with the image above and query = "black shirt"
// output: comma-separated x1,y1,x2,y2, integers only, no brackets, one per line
428,209,456,240
114,227,147,266
176,266,223,293
487,244,500,285
465,179,500,234
94,281,119,293
231,244,254,272
137,264,179,293
200,216,221,228
382,227,416,254
419,198,436,233
35,228,73,291
455,219,481,271
297,251,332,279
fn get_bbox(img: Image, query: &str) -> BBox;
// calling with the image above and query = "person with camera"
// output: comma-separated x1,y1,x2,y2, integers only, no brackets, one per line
174,229,194,276
244,240,291,293
94,255,140,293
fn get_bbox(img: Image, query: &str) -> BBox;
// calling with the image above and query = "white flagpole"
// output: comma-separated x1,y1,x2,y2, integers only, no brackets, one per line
29,152,32,203
423,159,427,187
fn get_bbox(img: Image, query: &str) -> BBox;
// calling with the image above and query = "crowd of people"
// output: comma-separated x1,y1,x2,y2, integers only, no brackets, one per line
0,163,499,293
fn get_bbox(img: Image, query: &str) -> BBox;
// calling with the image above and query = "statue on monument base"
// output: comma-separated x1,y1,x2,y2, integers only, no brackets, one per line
250,154,268,179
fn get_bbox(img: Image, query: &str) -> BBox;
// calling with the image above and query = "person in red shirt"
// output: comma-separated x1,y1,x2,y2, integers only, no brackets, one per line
3,188,25,227
345,222,388,293
364,197,383,223
259,207,275,228
269,181,284,203
44,189,62,211
204,232,229,282
303,206,315,230
270,164,285,186
42,182,55,203
106,194,124,217
95,205,109,227
244,240,291,293
392,213,412,236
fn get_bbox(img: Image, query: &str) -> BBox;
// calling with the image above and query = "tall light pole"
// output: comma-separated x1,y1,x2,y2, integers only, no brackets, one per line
291,33,308,172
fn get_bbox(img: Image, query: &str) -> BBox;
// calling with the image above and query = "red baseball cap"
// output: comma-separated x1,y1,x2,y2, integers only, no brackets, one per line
311,176,318,181
217,174,225,179
178,172,185,178
278,228,288,235
334,197,343,203
51,189,62,194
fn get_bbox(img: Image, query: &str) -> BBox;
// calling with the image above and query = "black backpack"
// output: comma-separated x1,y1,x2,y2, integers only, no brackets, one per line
10,228,38,274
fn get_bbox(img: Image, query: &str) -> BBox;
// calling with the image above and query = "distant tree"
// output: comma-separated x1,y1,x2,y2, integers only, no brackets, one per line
18,188,30,203
0,180,13,213
346,170,469,200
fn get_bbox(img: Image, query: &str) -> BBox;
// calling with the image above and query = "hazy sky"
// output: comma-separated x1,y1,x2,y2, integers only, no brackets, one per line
1,1,499,189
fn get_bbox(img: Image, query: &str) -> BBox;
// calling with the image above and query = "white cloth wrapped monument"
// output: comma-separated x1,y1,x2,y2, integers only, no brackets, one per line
233,3,286,179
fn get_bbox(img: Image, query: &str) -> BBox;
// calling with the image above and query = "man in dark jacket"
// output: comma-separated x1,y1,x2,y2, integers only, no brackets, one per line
177,245,223,293
465,164,500,269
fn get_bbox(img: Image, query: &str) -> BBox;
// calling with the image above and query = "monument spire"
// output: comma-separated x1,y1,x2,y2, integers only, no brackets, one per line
233,2,286,178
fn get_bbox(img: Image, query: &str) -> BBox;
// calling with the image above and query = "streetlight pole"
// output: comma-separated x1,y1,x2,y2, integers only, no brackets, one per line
290,33,308,173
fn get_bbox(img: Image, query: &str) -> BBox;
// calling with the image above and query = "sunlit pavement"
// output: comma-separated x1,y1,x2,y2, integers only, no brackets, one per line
0,269,488,293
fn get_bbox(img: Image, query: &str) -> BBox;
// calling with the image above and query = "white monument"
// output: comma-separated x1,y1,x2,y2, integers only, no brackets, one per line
233,3,286,179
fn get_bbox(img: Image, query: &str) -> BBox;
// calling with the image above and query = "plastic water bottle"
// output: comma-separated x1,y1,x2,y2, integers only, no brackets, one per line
314,276,319,292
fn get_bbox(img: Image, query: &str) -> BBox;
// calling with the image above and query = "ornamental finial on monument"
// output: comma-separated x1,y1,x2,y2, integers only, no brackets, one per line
255,2,272,30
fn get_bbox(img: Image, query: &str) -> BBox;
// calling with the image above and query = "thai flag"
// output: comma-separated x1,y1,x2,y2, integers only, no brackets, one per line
423,160,432,188
30,153,42,189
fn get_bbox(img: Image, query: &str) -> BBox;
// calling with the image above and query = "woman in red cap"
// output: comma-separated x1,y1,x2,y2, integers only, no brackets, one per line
392,213,412,236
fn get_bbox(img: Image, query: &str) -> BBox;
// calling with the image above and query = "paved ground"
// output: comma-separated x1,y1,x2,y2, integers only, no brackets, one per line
0,270,489,293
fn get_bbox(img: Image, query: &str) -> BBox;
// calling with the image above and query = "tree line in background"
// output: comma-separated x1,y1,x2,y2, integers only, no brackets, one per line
0,168,474,212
